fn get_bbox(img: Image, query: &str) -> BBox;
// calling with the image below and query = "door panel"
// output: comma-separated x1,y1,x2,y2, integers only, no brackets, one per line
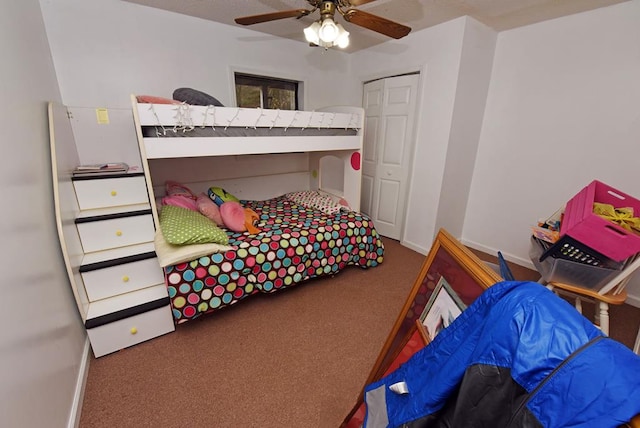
382,116,408,165
377,179,400,223
362,74,419,240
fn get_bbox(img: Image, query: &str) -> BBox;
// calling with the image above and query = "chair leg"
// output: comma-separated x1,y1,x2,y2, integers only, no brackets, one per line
634,325,640,355
574,297,583,314
597,301,609,336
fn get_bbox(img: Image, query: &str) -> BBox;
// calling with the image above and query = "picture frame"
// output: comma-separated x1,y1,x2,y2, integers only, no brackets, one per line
340,228,501,427
341,320,430,428
419,277,467,340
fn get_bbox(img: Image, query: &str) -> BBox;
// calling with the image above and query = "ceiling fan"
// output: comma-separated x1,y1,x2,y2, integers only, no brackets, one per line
234,1,412,49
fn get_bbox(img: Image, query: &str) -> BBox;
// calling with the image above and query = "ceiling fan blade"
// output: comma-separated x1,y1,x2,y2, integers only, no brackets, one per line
235,9,310,26
347,0,377,5
343,9,411,39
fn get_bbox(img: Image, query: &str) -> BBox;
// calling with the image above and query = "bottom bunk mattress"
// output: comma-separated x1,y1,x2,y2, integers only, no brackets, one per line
164,194,385,323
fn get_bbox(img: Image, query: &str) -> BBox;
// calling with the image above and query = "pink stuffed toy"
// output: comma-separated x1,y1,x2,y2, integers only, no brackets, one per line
196,193,224,226
219,201,246,232
162,180,198,211
162,194,198,211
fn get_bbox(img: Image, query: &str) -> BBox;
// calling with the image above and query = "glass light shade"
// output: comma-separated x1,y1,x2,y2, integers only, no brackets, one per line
335,24,349,48
318,18,339,43
304,21,320,45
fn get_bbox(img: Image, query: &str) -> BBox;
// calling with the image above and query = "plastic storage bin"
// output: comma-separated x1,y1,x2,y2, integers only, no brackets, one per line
539,235,625,270
529,236,624,291
560,180,640,262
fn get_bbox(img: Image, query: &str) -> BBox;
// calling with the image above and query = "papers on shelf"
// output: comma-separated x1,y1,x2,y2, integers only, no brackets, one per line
73,162,129,176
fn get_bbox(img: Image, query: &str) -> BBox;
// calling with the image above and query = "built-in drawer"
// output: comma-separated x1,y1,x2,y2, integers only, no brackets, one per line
73,173,148,210
81,253,164,302
87,305,174,358
76,209,155,253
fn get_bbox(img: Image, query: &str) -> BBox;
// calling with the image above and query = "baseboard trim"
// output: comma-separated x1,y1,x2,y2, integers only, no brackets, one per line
399,239,428,256
461,239,535,270
68,338,91,428
626,294,640,308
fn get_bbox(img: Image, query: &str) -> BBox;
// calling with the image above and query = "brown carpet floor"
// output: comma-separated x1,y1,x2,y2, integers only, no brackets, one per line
79,239,640,428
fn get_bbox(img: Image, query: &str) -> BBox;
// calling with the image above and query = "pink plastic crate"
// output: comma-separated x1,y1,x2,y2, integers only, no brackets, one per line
560,180,640,262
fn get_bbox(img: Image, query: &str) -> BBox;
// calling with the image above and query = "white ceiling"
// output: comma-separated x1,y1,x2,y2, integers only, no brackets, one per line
123,0,629,53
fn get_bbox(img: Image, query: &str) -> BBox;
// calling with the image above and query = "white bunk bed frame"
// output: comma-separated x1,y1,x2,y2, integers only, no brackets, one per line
130,94,365,224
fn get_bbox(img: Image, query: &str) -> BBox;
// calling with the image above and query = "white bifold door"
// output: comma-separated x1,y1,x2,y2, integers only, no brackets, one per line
361,73,419,240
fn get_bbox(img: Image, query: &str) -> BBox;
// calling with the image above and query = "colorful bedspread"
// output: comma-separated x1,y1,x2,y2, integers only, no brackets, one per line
165,194,384,323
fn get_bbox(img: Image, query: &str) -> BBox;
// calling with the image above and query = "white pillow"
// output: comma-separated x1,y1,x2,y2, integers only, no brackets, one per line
154,228,234,267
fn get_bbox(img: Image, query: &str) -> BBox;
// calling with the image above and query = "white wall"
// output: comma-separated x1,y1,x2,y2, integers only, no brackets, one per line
39,0,361,110
463,0,640,305
0,1,88,427
435,18,497,239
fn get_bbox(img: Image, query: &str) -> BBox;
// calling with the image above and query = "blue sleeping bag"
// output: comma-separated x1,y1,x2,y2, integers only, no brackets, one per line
364,281,640,428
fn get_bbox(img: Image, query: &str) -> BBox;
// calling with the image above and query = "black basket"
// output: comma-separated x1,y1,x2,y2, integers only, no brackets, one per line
538,235,625,270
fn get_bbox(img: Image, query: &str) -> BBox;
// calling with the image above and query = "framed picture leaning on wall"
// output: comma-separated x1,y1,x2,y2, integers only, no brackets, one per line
419,277,467,341
340,228,502,427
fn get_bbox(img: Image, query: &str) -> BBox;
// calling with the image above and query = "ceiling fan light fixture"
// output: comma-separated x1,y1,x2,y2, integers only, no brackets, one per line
318,17,339,43
304,21,321,45
335,24,349,48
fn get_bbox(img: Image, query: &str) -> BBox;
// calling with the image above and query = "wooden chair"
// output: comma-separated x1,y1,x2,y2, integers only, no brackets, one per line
545,255,640,427
544,255,640,336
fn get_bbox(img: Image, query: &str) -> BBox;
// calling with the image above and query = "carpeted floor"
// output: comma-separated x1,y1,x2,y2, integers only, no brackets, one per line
79,239,640,427
79,238,425,428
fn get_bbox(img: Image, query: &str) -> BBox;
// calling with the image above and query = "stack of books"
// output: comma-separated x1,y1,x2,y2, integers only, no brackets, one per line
72,162,129,176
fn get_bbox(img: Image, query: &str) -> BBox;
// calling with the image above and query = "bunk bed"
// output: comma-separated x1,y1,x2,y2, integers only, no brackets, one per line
131,95,384,324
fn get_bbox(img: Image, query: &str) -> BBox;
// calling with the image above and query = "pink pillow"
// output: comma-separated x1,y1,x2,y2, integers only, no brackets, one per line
196,193,224,226
136,95,182,104
166,180,195,198
162,194,198,211
220,201,246,232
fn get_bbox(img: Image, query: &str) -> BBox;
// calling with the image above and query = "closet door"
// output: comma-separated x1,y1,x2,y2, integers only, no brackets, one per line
361,74,419,240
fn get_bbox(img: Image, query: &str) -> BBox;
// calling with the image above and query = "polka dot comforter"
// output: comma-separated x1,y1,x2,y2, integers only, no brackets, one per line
165,194,385,324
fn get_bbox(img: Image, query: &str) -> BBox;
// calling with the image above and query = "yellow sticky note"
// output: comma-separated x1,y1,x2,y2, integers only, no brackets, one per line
96,108,109,124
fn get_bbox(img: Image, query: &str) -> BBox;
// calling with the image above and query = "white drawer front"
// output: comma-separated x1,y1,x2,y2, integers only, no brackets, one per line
87,305,175,358
82,257,165,302
77,214,155,253
74,176,148,210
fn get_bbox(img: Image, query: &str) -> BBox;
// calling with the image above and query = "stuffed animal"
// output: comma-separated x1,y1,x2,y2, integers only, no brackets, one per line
218,201,260,234
208,186,239,206
243,208,260,234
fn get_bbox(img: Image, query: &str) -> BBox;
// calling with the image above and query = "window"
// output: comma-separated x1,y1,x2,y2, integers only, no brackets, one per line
235,73,299,110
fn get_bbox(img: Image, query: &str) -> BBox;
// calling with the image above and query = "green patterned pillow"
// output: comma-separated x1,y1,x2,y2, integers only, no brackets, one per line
159,205,229,246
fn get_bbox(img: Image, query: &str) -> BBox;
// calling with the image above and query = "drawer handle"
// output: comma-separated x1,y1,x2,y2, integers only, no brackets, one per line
116,230,122,236
130,327,138,335
122,275,129,282
111,190,117,197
